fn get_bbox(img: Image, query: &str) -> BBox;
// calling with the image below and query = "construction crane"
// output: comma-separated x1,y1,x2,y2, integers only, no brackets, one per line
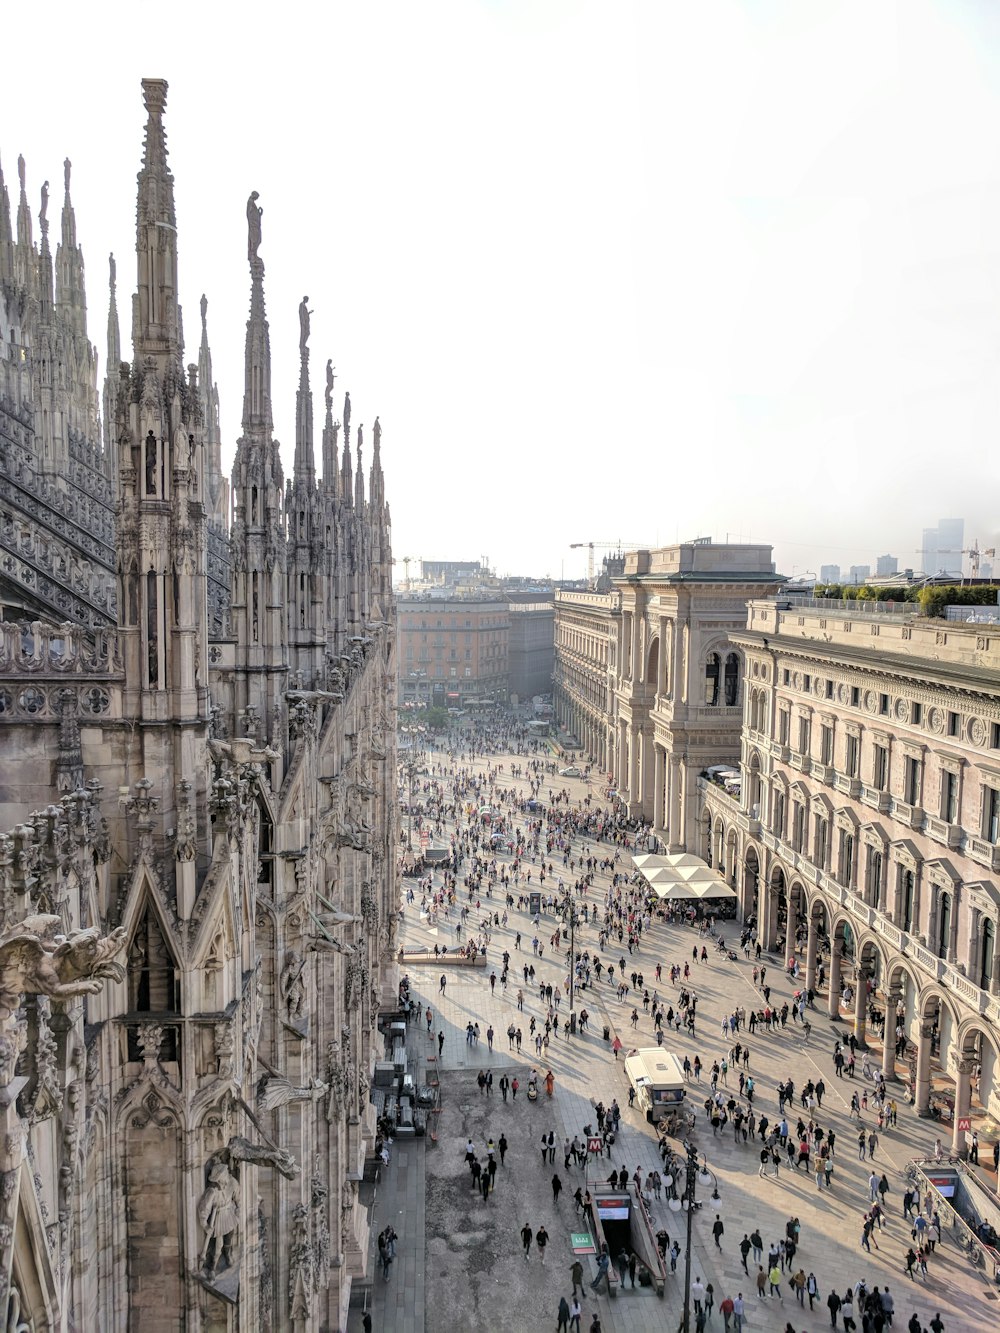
391,556,422,591
570,540,650,584
915,541,996,581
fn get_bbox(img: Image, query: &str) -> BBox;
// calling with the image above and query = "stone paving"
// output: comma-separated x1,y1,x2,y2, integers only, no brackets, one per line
351,746,990,1333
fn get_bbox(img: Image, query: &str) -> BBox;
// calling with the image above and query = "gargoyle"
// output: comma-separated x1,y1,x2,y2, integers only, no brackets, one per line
223,1134,299,1181
256,1075,328,1114
0,915,127,1020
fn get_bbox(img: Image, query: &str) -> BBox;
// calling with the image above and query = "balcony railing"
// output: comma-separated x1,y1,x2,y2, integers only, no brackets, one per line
924,815,963,851
834,772,862,798
892,799,925,831
967,836,1000,873
861,785,891,813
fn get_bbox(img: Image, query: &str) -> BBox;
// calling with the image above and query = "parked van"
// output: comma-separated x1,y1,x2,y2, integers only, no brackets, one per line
624,1049,687,1124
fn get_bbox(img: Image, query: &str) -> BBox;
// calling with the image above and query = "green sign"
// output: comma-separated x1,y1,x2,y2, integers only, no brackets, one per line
571,1232,596,1255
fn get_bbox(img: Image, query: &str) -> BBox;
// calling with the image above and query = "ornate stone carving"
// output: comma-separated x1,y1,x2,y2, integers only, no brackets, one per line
280,951,306,1024
311,1174,330,1293
289,1202,313,1319
256,1074,327,1114
197,1158,241,1278
0,915,127,1019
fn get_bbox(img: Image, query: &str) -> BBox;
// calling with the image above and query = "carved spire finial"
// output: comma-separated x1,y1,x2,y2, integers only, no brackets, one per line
39,180,49,242
63,157,72,198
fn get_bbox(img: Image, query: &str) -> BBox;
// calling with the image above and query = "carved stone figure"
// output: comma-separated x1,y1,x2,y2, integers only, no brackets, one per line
325,360,335,415
197,1158,240,1276
280,951,306,1023
246,190,262,261
0,915,127,1020
299,296,312,355
289,1202,313,1319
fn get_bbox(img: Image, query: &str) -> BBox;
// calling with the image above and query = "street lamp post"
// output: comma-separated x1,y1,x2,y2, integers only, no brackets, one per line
674,1143,721,1333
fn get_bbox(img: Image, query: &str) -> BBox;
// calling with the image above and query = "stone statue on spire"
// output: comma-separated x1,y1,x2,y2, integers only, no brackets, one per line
247,191,262,262
64,158,72,195
109,252,116,292
201,293,208,331
299,296,312,355
373,417,380,450
39,180,49,238
325,360,336,414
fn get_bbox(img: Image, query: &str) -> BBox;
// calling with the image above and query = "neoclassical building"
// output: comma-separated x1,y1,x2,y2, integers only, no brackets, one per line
552,588,620,769
701,597,1000,1150
0,80,396,1330
608,541,781,839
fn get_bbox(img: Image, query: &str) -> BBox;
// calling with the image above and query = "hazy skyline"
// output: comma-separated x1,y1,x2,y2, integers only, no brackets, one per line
5,1,1000,583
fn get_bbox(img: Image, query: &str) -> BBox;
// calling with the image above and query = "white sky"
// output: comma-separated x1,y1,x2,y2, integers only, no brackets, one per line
6,0,1000,581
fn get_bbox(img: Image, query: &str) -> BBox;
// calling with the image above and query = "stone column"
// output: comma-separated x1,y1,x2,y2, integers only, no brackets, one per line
761,884,778,952
915,1022,934,1117
628,725,640,815
952,1056,975,1158
667,755,683,849
805,911,819,993
882,985,902,1080
656,617,667,697
827,950,842,1020
853,969,868,1048
630,612,641,682
652,745,665,832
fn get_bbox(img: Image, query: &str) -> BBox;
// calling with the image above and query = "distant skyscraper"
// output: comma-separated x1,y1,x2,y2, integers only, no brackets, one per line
920,518,964,575
820,564,841,583
849,565,871,585
876,554,898,577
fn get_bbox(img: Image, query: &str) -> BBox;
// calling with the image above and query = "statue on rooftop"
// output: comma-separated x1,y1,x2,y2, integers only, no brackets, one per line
247,191,262,262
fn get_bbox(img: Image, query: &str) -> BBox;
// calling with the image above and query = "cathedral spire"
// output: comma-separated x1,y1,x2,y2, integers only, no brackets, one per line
37,180,54,318
340,392,353,503
242,191,272,432
15,155,32,249
321,358,339,493
56,158,87,336
132,78,181,362
369,415,385,510
0,156,13,285
355,424,365,510
293,295,315,481
103,253,121,472
199,294,227,526
107,253,121,368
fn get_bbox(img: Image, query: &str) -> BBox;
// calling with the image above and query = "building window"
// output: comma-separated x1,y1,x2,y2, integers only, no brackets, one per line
851,686,860,707
899,866,915,933
873,744,888,791
464,667,472,677
866,846,884,909
983,785,1000,844
792,802,805,852
705,653,720,706
937,890,952,960
980,918,995,991
845,734,859,778
912,702,922,725
724,652,740,706
820,725,833,765
840,830,855,888
904,756,922,805
814,814,828,868
798,715,811,757
940,770,959,824
778,709,790,746
992,722,1000,750
771,790,785,837
948,711,960,738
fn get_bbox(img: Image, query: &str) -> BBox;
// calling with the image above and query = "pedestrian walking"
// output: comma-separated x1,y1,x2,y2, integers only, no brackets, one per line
713,1214,725,1249
521,1221,532,1260
537,1225,549,1265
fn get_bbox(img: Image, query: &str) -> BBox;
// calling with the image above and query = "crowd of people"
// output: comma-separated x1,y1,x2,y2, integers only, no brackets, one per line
385,715,975,1333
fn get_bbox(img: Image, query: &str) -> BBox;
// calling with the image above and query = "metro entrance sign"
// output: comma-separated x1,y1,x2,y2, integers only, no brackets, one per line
957,1116,971,1132
587,1137,603,1156
571,1232,596,1255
